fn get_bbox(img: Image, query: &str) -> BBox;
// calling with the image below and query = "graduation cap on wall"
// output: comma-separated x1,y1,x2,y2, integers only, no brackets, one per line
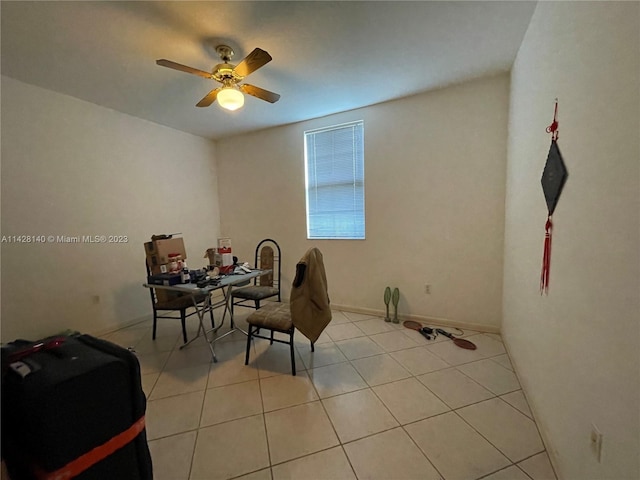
540,99,568,295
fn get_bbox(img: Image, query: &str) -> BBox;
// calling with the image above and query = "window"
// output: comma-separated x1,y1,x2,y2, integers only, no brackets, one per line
304,121,365,239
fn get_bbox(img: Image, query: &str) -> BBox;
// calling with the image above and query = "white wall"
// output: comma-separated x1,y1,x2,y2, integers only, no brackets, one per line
216,74,509,331
504,3,639,479
0,76,221,341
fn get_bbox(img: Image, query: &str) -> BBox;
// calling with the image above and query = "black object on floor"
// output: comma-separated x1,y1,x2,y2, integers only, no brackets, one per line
1,334,153,480
435,328,477,350
402,320,433,340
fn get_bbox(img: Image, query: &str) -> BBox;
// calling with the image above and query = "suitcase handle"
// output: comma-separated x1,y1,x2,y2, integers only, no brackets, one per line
7,336,67,363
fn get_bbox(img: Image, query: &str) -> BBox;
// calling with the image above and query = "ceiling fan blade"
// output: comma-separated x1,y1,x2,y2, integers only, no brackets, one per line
240,84,280,104
156,59,212,79
233,48,272,78
196,88,221,107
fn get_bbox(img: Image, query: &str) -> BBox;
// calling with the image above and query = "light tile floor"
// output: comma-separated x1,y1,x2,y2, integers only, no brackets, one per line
102,309,558,480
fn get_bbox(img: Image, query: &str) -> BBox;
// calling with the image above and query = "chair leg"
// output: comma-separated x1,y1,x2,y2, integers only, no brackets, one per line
245,325,253,365
210,306,215,330
152,311,158,340
270,330,274,345
180,310,187,344
311,341,315,352
290,329,296,376
254,300,262,334
255,302,261,335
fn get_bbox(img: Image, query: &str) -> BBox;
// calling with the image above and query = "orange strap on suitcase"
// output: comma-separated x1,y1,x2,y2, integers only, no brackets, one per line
35,416,146,480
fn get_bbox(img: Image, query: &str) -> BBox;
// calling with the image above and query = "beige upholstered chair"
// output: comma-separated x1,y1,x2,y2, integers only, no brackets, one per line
244,247,331,375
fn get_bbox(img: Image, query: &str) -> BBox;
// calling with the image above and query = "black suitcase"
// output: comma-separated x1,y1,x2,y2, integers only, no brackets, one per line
1,334,153,479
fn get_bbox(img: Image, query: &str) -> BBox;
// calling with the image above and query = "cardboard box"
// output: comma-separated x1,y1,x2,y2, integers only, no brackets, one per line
217,247,233,267
204,248,216,266
148,264,168,275
204,247,233,267
145,237,187,267
221,253,233,267
218,237,232,250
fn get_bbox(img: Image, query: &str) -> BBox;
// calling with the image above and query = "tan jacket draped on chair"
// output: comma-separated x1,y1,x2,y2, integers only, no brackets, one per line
290,247,331,343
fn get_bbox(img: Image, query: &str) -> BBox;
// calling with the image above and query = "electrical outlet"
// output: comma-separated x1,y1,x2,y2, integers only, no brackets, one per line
590,424,603,463
424,284,431,294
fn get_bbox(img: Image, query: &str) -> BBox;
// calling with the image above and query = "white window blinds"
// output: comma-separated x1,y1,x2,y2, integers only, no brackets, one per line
304,121,365,239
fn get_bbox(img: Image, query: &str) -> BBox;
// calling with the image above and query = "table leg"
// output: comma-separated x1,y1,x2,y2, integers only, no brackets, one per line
208,285,249,342
178,284,250,362
179,292,218,362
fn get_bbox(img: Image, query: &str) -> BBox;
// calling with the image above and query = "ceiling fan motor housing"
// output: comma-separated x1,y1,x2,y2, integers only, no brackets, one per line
212,63,243,82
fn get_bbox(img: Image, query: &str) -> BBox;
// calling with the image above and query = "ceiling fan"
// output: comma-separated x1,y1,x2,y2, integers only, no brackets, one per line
156,45,280,111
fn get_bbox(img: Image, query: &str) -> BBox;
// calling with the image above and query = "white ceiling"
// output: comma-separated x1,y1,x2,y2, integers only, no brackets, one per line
1,1,537,140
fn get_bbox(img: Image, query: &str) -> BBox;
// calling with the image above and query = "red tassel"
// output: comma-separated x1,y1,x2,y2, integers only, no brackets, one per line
540,216,553,294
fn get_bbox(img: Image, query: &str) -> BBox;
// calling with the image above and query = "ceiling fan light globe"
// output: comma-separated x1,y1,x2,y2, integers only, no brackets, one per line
218,87,244,111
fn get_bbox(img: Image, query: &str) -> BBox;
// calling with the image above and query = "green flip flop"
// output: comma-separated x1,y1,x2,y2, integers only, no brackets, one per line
383,287,391,322
392,287,400,323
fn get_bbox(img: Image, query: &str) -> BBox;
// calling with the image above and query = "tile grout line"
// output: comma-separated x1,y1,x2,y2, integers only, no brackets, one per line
255,350,275,480
324,316,545,480
187,331,212,480
363,376,447,480
475,464,535,480
450,386,548,473
139,311,550,480
305,339,361,479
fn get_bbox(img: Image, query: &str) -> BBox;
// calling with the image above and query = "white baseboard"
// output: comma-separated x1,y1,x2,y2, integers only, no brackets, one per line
91,313,152,338
330,303,501,334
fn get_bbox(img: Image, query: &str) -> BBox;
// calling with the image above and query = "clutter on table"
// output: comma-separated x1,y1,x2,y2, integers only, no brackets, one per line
146,235,254,290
